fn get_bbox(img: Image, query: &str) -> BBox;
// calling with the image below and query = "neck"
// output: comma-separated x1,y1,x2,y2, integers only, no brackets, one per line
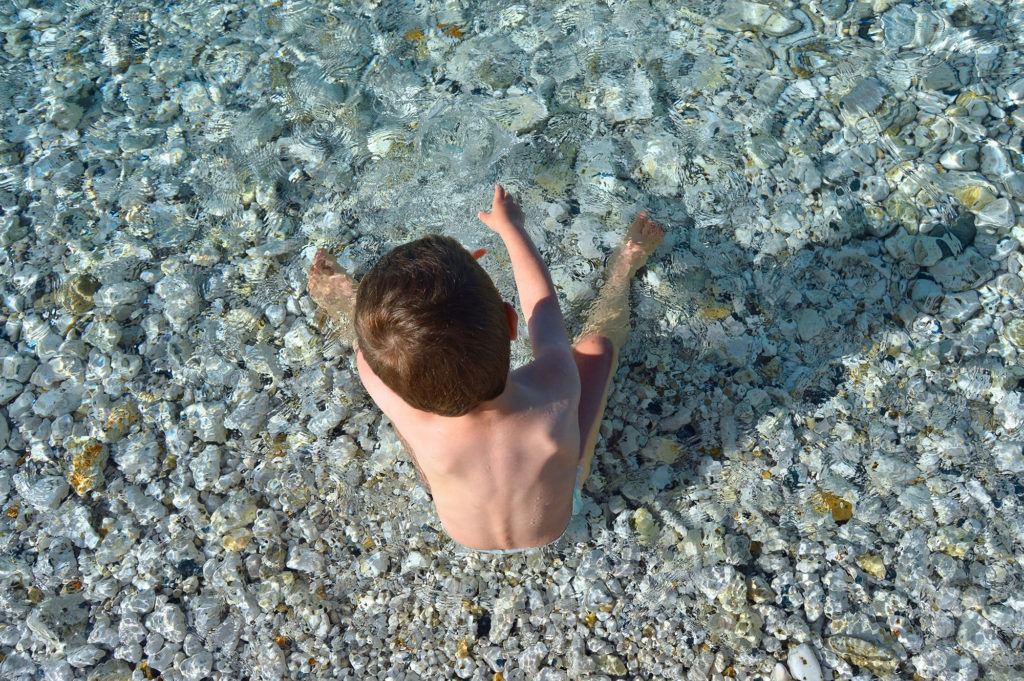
466,376,516,414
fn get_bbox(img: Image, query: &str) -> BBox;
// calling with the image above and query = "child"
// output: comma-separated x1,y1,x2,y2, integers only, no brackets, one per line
308,185,665,551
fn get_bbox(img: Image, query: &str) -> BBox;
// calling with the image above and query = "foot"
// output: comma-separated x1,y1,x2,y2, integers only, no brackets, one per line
308,248,356,317
617,211,666,276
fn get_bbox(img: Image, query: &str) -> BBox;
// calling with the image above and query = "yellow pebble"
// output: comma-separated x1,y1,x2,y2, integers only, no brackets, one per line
857,553,886,579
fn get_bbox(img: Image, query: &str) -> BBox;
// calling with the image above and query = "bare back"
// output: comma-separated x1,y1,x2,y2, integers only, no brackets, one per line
357,350,581,550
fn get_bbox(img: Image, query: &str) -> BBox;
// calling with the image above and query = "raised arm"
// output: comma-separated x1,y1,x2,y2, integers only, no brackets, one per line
477,184,571,359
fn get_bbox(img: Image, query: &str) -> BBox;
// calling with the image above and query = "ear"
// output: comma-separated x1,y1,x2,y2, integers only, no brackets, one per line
503,302,518,341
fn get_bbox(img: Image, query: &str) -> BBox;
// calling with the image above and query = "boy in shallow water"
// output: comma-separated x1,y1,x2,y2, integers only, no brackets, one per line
308,185,665,551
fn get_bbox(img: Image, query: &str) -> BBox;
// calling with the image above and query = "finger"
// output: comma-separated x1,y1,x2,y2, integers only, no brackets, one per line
478,210,489,222
493,184,503,204
471,248,486,260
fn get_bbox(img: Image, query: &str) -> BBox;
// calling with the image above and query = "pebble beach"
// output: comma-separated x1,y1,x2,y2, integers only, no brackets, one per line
1,0,1023,679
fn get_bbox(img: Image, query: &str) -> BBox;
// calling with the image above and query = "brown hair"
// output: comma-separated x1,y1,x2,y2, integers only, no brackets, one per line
354,234,511,416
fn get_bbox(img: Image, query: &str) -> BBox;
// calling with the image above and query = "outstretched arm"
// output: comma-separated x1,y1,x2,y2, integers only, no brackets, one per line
477,184,571,359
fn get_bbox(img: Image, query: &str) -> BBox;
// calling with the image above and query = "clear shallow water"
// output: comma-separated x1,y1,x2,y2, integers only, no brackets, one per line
0,0,1023,679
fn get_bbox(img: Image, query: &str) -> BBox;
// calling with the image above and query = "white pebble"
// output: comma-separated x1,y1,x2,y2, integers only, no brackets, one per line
787,643,823,681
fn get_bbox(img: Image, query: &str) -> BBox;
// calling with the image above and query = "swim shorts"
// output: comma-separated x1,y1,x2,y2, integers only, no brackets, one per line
571,465,584,516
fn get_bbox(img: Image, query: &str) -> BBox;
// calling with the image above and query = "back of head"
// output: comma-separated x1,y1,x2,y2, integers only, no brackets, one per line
354,234,511,417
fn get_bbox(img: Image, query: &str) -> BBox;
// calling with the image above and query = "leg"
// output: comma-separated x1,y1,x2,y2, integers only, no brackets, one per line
573,334,616,483
573,212,666,483
308,248,357,320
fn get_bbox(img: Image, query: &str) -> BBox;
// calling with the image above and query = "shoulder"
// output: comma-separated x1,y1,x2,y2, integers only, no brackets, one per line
513,347,580,400
355,350,414,420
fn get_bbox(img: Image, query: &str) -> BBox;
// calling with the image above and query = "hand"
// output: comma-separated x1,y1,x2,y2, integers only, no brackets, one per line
308,248,356,316
309,248,343,278
477,184,525,234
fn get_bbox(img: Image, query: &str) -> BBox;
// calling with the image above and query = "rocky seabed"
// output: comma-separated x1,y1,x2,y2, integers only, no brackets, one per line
0,0,1023,679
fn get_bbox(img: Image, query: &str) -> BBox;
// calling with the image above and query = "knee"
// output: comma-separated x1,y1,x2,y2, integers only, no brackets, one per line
573,334,614,361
